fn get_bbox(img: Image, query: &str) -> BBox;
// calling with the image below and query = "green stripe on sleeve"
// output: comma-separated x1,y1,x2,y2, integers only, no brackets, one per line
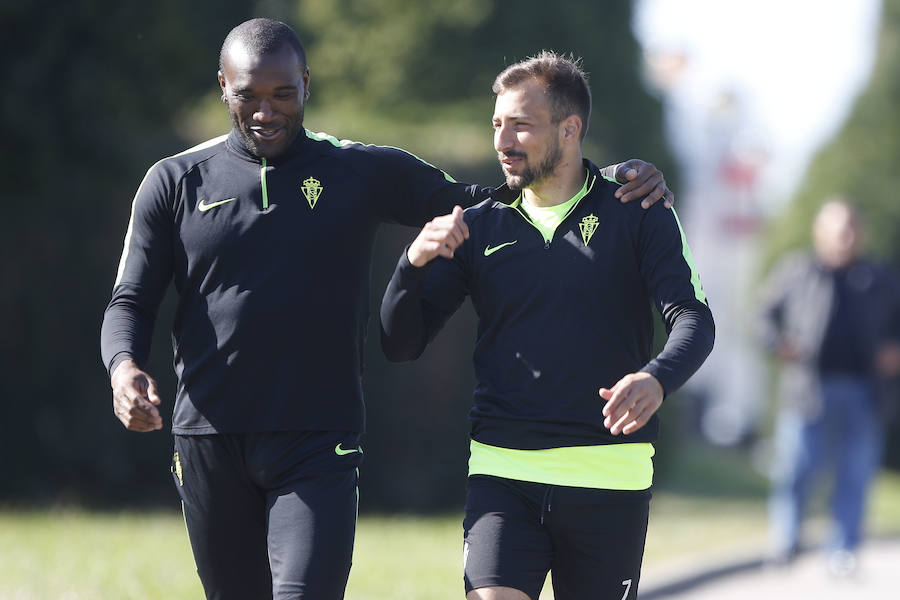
671,209,708,305
305,129,457,182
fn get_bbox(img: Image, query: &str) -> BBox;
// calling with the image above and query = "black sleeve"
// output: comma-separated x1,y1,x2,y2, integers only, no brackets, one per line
99,163,175,376
380,243,470,362
365,145,490,226
636,205,715,394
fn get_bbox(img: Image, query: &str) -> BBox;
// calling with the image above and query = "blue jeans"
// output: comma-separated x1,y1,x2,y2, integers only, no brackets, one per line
769,376,883,554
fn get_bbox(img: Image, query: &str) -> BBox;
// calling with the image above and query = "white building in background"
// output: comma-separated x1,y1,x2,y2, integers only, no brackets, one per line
632,0,882,445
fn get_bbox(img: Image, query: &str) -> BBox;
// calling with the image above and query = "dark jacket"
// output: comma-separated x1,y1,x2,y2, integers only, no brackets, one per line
381,159,715,450
101,129,486,435
757,251,900,418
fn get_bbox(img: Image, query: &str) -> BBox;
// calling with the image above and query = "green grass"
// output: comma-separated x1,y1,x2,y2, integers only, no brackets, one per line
0,510,203,599
2,471,898,599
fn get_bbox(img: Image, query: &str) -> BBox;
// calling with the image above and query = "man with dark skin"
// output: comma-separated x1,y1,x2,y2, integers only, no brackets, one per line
101,19,673,600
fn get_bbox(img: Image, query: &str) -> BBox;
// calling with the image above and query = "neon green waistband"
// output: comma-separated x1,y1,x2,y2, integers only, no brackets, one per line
468,439,654,490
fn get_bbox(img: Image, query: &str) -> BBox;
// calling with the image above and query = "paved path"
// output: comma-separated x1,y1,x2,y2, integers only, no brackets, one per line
640,538,900,599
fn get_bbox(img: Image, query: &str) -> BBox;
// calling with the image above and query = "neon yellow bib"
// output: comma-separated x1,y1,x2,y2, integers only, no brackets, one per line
468,439,654,490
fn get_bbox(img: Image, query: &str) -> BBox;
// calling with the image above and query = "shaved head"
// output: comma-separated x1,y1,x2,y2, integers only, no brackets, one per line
217,19,310,159
219,18,307,72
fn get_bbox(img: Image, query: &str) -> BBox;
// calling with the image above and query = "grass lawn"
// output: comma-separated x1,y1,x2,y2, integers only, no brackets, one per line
2,469,898,599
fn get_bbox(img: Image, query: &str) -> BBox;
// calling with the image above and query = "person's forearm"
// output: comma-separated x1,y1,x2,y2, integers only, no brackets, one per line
641,302,715,395
380,250,431,362
755,307,784,354
100,286,156,376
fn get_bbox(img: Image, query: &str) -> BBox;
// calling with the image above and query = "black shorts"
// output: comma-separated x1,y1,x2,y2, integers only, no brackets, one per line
172,431,363,600
463,475,650,600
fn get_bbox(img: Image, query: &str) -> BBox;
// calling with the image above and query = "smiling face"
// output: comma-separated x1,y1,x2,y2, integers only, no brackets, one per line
218,41,309,159
492,78,564,191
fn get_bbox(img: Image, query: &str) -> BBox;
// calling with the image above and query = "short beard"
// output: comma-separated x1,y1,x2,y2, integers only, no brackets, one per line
503,138,563,191
229,106,304,159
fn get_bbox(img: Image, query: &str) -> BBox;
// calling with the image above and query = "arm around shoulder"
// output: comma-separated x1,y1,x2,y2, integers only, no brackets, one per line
602,159,674,208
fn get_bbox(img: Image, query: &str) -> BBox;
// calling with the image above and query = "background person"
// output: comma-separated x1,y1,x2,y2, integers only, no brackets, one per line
757,198,900,575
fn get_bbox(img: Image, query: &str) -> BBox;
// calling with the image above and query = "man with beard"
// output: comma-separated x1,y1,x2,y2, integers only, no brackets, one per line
101,19,672,600
380,51,715,600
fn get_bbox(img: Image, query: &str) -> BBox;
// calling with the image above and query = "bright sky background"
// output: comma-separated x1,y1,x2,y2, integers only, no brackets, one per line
631,0,884,443
633,0,882,208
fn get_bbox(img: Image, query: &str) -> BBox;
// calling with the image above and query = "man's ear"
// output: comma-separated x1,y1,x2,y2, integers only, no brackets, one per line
561,115,582,142
217,71,227,100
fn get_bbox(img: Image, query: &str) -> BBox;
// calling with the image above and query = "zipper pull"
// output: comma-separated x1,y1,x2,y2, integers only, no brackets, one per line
260,157,270,211
544,240,550,249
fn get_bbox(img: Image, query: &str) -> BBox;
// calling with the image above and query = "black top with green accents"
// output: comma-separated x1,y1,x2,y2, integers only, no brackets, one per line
100,129,485,435
380,159,715,449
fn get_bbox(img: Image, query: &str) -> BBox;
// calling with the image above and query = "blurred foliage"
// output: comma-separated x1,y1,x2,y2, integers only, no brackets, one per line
266,0,672,184
1,0,251,505
759,0,900,467
761,0,900,271
1,0,674,510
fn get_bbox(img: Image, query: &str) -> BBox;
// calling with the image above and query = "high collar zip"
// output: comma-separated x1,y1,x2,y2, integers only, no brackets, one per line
502,161,599,248
224,129,309,165
491,158,604,206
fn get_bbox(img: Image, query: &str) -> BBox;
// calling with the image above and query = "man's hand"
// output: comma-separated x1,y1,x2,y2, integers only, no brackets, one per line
110,359,163,431
599,372,664,436
613,159,674,209
875,342,900,377
776,339,802,362
407,205,470,267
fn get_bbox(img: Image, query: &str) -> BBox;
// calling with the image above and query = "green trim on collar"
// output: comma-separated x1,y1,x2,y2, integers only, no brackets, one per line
516,169,596,243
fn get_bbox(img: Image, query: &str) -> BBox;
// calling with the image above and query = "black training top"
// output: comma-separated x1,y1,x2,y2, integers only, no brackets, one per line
380,159,715,449
101,129,484,435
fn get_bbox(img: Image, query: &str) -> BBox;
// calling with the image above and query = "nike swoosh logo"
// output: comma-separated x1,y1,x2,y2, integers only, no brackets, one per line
198,197,237,212
484,240,518,256
335,443,362,456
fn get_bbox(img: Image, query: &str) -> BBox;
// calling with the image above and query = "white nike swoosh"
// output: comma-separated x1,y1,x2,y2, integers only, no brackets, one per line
198,197,237,212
